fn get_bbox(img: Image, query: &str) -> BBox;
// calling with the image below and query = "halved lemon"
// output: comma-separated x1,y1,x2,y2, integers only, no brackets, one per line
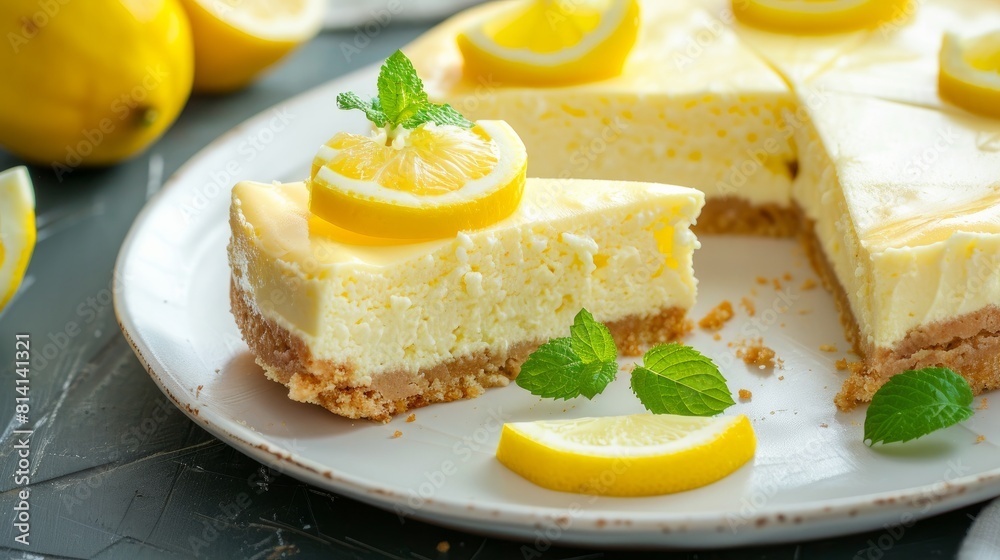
178,0,325,93
309,120,527,239
496,414,756,497
457,0,640,86
0,167,36,313
940,32,1000,119
732,0,911,34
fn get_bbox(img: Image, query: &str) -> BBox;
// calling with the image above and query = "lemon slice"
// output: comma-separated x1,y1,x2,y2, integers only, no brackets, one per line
309,120,527,239
733,0,910,34
0,167,36,313
178,0,325,93
457,0,640,86
496,414,756,497
940,32,1000,119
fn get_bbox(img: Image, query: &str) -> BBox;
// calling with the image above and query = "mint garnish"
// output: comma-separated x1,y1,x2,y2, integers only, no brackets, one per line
336,50,473,131
864,367,975,446
516,309,619,400
631,344,735,416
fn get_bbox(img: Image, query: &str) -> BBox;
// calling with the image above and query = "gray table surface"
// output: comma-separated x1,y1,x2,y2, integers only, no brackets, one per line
0,21,990,560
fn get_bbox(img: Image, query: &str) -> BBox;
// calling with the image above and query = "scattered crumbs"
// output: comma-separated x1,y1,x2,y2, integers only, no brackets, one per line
769,411,775,415
196,384,204,397
214,368,221,374
835,358,849,371
819,344,837,353
713,332,722,341
756,276,768,285
772,277,782,290
778,375,785,381
820,423,829,428
978,398,990,411
699,300,735,331
976,435,986,445
783,272,793,281
392,430,403,439
740,297,756,317
406,413,416,423
798,309,812,315
735,338,778,370
801,278,817,291
739,389,753,401
437,541,451,553
777,358,785,369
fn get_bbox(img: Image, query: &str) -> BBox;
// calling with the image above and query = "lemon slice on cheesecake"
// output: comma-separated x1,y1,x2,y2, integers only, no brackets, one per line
0,167,37,313
458,0,640,86
496,414,756,496
939,32,1000,120
733,0,910,34
310,120,527,240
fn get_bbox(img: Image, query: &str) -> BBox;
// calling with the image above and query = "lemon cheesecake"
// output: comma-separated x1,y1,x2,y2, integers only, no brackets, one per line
406,0,1000,408
230,177,702,421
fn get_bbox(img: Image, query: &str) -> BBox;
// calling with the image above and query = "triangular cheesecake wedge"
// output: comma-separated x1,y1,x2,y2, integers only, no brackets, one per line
229,178,703,421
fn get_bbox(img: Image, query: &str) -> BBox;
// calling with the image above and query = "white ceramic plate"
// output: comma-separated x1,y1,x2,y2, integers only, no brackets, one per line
114,66,1000,548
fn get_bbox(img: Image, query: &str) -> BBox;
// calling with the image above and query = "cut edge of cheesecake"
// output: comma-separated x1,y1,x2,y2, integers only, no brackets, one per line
796,209,1000,410
230,277,691,422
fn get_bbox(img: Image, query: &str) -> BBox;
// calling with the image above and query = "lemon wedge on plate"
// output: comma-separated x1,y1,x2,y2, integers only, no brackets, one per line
179,0,325,93
939,32,1000,119
496,414,756,497
310,120,527,239
457,0,640,86
0,167,36,313
732,0,910,34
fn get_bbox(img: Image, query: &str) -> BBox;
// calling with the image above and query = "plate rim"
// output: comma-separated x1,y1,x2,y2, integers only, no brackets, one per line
112,62,1000,548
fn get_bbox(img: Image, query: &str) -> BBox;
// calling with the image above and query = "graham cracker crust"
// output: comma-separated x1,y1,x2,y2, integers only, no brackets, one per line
696,196,799,237
231,279,690,422
796,208,1000,410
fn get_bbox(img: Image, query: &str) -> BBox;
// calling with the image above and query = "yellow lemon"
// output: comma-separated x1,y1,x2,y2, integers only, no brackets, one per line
0,0,193,168
940,31,1000,119
733,0,911,34
0,167,36,313
179,0,325,93
496,414,756,497
309,120,527,240
457,0,640,86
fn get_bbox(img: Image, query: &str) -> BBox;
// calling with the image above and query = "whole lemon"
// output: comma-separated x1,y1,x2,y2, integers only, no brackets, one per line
0,0,194,173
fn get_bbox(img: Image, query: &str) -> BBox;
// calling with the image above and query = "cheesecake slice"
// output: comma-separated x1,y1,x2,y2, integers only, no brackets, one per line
229,178,703,421
406,0,799,236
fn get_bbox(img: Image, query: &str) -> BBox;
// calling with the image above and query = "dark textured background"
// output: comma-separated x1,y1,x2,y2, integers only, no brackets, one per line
0,20,988,560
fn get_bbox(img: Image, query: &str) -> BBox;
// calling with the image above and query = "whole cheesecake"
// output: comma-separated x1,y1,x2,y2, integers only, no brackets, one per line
406,0,1000,407
229,177,702,421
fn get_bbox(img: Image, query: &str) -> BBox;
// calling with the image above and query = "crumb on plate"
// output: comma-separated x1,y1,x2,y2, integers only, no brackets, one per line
699,300,735,331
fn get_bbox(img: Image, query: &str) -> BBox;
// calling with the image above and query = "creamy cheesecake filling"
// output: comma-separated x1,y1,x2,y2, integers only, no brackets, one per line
230,178,703,384
407,0,798,209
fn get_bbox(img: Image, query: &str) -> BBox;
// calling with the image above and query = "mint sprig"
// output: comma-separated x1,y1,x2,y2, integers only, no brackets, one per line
864,368,975,446
336,50,473,130
516,309,619,400
631,344,735,416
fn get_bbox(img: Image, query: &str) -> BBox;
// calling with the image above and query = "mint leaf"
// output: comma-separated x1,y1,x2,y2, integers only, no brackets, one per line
336,92,387,127
864,368,975,446
570,309,617,364
399,103,474,129
515,308,619,400
579,361,618,400
515,338,584,400
631,344,735,416
338,51,473,130
377,50,428,125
